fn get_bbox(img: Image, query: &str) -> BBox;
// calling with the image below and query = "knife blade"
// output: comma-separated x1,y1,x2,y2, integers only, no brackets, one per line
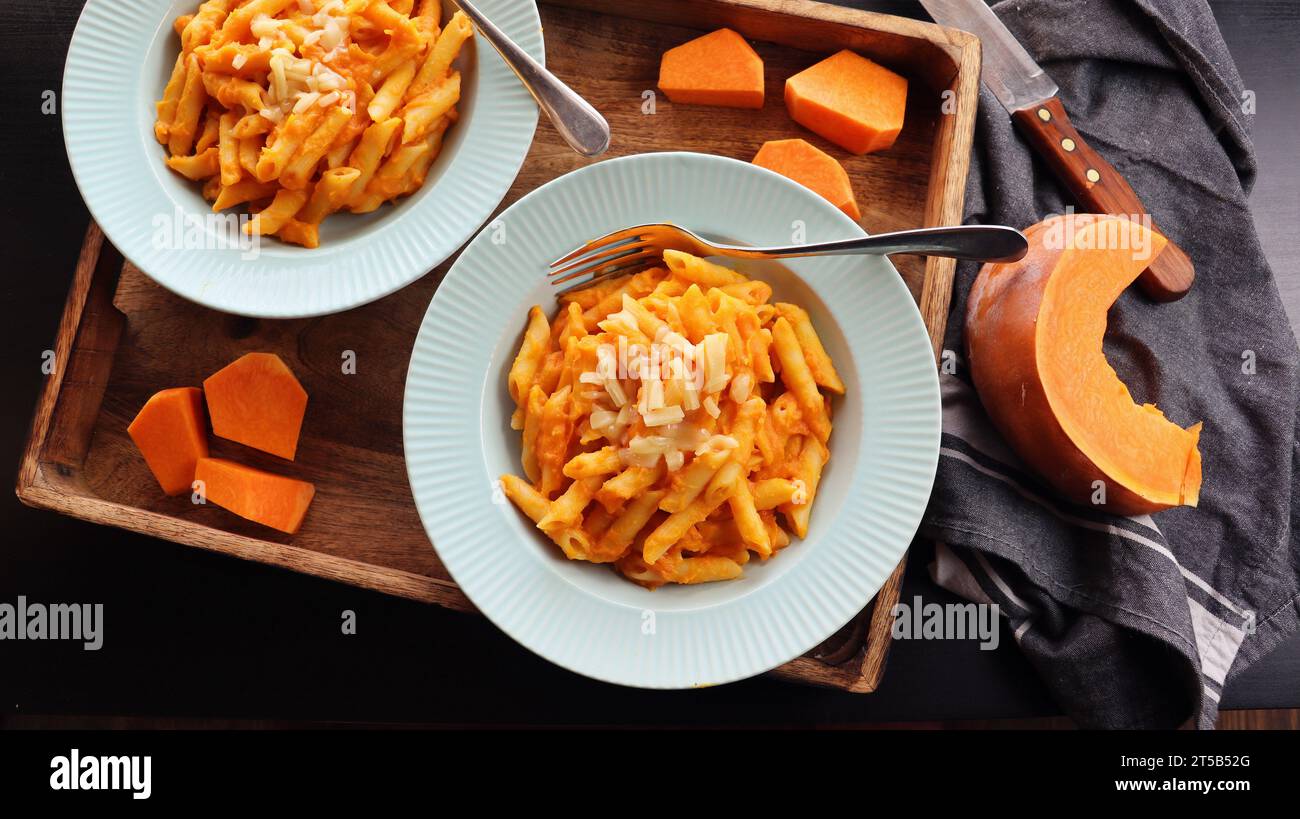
919,0,1058,112
919,0,1194,301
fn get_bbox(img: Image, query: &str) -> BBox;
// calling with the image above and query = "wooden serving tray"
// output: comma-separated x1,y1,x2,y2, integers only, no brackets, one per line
18,0,977,692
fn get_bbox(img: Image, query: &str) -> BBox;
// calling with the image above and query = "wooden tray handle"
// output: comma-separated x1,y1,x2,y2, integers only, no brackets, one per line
1010,96,1194,302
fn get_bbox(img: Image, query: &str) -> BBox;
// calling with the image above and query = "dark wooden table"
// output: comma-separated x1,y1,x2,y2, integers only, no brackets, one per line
1,0,1295,726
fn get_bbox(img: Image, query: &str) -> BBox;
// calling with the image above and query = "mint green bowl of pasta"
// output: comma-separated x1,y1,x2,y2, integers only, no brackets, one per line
62,0,542,318
403,152,941,688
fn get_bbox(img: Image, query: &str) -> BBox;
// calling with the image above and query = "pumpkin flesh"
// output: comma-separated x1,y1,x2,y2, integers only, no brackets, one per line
203,352,307,460
195,457,316,534
127,387,209,496
751,138,861,220
966,214,1202,514
658,28,764,109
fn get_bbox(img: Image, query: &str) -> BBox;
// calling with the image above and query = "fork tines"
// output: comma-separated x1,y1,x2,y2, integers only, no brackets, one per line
549,226,661,295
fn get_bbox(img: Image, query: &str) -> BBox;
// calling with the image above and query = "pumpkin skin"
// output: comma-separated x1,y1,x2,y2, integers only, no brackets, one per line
965,214,1202,515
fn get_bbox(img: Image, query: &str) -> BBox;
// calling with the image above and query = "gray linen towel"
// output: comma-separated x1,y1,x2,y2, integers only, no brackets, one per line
920,0,1300,728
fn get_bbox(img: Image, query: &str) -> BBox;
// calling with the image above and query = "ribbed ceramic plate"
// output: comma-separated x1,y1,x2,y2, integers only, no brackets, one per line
62,0,541,318
404,152,940,688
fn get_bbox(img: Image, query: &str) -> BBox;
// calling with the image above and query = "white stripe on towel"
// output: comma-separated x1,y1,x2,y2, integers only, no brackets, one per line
1188,597,1246,686
939,445,1249,621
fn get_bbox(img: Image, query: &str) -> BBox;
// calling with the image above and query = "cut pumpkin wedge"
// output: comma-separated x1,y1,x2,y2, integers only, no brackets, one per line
965,214,1202,514
658,28,764,109
195,457,316,534
204,352,307,460
784,50,907,155
127,387,209,496
752,138,861,221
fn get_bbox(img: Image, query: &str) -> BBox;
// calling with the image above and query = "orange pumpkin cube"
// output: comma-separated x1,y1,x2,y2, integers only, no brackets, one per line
752,138,861,221
127,387,209,496
784,50,908,154
203,352,308,460
195,457,316,534
658,28,764,109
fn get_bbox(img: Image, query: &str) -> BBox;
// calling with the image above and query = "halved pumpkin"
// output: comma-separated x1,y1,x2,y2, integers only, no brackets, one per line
965,214,1202,514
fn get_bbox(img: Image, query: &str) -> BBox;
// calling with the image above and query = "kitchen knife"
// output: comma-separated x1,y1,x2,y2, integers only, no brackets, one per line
920,0,1194,301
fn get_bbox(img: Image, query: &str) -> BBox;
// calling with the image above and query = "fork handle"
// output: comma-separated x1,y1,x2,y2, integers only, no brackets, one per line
450,0,610,157
715,225,1028,264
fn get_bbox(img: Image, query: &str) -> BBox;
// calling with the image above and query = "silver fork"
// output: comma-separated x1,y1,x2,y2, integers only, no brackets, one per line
450,0,609,157
549,223,1028,295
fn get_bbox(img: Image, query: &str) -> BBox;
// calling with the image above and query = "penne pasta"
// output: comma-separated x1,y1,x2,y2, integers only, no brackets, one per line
727,478,771,557
155,0,471,247
500,474,550,525
748,327,776,383
403,116,451,191
592,489,666,563
194,110,221,153
414,0,442,41
217,110,242,186
520,385,547,483
200,43,271,77
279,105,354,190
244,187,308,235
155,53,188,144
508,306,551,410
232,112,272,139
362,138,433,202
408,11,473,98
212,178,276,211
399,71,460,144
643,492,726,564
659,447,729,513
276,218,319,248
669,554,744,584
165,147,220,180
537,385,574,497
563,447,623,480
677,283,715,343
597,464,664,513
777,302,846,394
772,317,831,443
201,71,266,111
167,53,207,156
211,0,295,49
720,279,773,305
368,61,416,123
182,3,232,52
343,117,402,207
751,478,801,510
538,476,603,531
298,166,361,224
499,251,840,587
781,437,828,538
663,248,747,287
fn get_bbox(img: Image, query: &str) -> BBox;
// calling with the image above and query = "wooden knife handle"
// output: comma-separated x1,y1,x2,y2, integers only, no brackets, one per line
1010,96,1194,302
